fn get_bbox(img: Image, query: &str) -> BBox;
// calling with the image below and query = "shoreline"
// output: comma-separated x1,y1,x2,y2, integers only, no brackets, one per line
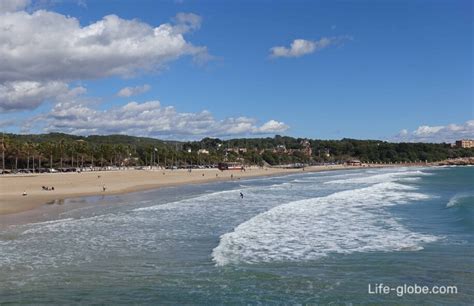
0,164,424,216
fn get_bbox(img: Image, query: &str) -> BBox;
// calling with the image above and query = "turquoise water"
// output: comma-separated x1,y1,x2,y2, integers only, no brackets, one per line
0,167,473,304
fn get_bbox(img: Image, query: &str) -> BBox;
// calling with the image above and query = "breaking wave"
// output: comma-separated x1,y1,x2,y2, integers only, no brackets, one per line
446,192,474,208
324,169,431,185
212,179,437,266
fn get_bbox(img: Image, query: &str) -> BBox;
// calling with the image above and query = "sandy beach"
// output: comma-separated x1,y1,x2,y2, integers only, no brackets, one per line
0,165,369,215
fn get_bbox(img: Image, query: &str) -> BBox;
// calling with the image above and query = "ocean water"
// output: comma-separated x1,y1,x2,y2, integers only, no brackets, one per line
0,167,473,304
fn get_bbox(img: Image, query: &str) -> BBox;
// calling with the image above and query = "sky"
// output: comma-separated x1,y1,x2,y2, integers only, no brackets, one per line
0,0,472,142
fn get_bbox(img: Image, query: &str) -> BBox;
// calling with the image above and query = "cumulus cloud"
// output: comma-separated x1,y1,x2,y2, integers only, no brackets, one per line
0,8,209,110
0,0,30,13
256,120,289,133
270,36,350,58
117,84,151,97
26,99,288,139
0,81,72,111
394,120,474,143
0,11,207,82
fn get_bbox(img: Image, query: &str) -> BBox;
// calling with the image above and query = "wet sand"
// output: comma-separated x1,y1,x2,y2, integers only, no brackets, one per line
0,165,362,215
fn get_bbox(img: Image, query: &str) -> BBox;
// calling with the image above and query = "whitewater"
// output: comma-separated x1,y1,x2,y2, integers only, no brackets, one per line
1,166,472,304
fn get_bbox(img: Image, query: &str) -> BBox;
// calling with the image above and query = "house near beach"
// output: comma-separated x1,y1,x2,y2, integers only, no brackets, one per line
347,159,362,166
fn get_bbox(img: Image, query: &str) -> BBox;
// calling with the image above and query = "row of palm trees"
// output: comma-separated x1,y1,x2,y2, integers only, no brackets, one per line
0,136,246,173
0,137,141,172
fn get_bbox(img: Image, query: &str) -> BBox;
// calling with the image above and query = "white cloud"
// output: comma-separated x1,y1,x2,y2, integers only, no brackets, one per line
0,81,71,111
173,12,202,34
27,99,289,139
76,0,87,8
0,0,30,13
413,125,444,136
117,84,151,97
256,120,289,133
398,129,408,136
395,120,474,143
0,11,207,82
270,36,349,58
0,8,209,110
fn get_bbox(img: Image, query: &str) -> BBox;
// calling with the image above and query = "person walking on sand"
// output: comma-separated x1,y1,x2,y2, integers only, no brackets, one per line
102,185,106,192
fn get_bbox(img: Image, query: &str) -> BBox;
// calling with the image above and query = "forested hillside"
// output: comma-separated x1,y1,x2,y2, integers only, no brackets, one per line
1,133,472,170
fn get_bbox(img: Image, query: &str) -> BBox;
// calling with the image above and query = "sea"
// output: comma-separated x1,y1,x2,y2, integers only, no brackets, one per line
0,166,472,304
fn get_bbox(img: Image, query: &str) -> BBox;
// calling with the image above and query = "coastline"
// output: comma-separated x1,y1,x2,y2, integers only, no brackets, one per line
0,164,419,216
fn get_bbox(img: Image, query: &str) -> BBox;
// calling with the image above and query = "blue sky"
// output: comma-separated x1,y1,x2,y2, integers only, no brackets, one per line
0,0,472,142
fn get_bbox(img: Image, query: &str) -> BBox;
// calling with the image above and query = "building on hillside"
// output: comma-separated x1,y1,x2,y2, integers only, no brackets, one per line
274,145,287,154
197,149,209,155
225,147,247,154
455,139,474,148
300,140,312,157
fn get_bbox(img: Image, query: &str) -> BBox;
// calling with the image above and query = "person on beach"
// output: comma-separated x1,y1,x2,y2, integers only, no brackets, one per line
240,192,244,199
102,185,106,192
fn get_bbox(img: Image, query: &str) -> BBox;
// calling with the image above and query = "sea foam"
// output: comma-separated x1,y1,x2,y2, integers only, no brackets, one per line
324,169,430,185
212,174,437,266
446,192,474,208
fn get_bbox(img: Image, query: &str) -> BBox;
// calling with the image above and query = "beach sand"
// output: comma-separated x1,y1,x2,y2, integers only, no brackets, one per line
2,162,422,216
0,165,367,215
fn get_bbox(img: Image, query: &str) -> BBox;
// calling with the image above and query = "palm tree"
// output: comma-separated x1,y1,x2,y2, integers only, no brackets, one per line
98,144,113,168
1,133,4,172
29,142,38,172
34,143,42,170
11,140,21,170
75,140,87,170
40,142,56,171
89,143,95,168
58,138,65,169
23,142,31,170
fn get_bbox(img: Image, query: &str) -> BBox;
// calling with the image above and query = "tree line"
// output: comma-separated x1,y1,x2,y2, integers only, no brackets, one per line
1,132,472,171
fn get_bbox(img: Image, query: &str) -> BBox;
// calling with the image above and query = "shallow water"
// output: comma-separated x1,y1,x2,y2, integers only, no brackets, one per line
0,167,473,304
